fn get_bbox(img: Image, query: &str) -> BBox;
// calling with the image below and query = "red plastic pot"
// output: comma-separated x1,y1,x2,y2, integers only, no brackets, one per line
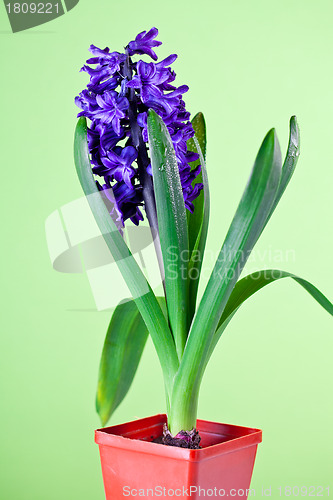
95,414,262,499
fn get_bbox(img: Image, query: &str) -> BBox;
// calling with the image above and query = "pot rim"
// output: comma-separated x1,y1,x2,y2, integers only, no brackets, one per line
95,414,262,461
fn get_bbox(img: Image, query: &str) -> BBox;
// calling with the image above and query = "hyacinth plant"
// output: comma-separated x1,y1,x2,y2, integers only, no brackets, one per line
74,28,333,448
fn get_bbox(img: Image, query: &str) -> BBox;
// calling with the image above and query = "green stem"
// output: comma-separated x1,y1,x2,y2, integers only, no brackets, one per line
168,385,199,435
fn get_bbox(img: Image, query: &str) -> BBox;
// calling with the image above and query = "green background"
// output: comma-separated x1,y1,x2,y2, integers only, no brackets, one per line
1,0,332,498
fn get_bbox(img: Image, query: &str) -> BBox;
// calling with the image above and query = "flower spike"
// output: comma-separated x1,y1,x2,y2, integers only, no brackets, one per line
75,27,202,229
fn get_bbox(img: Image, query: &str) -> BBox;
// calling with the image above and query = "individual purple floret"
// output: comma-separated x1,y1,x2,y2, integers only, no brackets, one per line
127,27,162,61
75,27,203,229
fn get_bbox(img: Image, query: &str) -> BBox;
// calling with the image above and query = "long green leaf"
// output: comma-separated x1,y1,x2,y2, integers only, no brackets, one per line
74,118,179,391
263,116,300,230
96,297,167,426
271,116,300,216
208,269,333,359
186,113,210,323
148,110,189,358
169,128,282,433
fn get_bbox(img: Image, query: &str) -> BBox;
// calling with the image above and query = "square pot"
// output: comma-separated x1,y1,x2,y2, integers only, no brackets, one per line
95,414,262,499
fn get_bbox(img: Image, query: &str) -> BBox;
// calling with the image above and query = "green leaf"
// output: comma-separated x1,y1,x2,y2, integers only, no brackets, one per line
169,128,282,433
209,269,333,358
186,113,210,323
74,117,179,392
187,127,282,365
148,110,189,358
96,297,167,426
264,116,300,229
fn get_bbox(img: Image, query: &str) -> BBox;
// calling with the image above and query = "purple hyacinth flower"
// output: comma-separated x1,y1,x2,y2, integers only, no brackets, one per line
183,182,204,213
126,56,177,97
83,47,126,83
87,76,119,94
87,46,125,67
112,181,144,226
143,85,189,119
99,124,125,154
137,112,148,142
94,91,129,135
75,89,99,119
100,146,138,189
127,27,162,61
96,180,124,232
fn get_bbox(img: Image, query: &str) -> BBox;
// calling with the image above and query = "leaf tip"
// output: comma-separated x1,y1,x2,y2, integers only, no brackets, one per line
289,115,300,146
147,108,159,122
75,116,87,134
193,111,204,121
259,127,282,170
263,127,279,150
96,397,110,428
